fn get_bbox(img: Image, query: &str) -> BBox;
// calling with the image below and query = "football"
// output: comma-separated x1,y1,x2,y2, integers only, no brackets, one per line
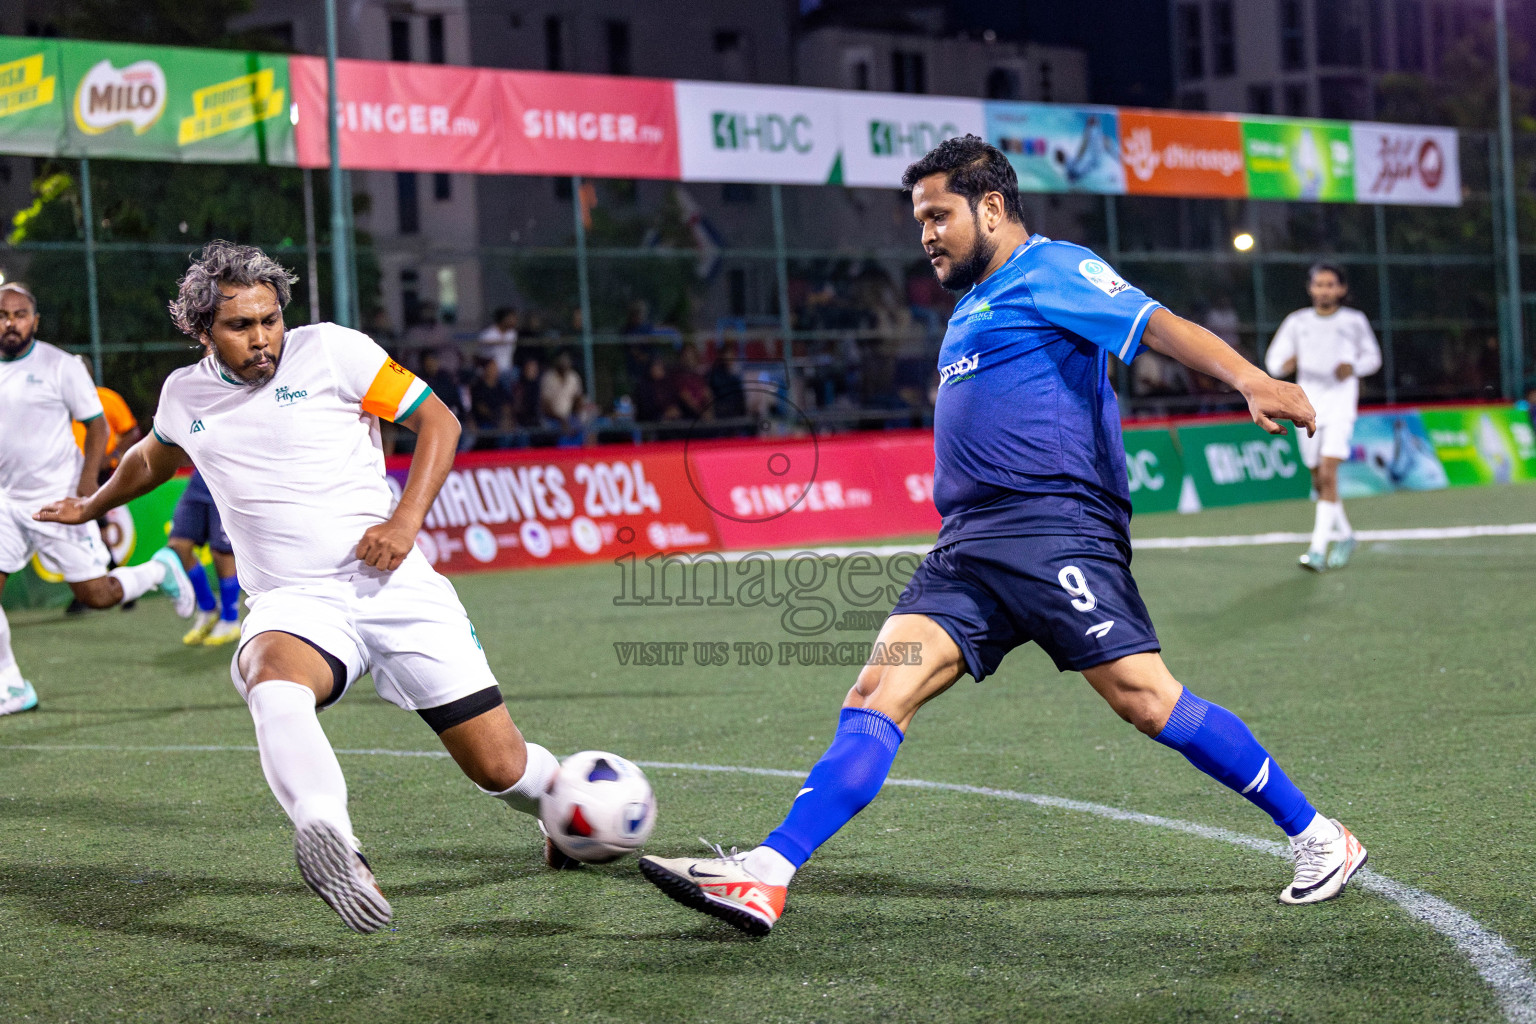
540,751,657,863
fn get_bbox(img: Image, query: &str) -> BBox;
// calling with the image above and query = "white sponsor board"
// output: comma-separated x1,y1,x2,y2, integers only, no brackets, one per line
1351,122,1460,207
834,92,985,188
674,80,839,184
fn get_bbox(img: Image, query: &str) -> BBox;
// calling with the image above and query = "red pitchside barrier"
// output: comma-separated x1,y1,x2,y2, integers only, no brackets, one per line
384,431,940,574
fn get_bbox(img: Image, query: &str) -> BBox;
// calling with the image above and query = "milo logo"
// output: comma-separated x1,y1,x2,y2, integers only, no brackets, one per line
74,59,166,135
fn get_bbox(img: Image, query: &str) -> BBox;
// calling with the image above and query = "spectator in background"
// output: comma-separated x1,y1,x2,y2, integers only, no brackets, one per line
477,307,518,384
540,350,584,428
469,357,514,445
708,348,746,422
513,356,543,428
419,350,466,422
674,345,712,421
634,356,680,423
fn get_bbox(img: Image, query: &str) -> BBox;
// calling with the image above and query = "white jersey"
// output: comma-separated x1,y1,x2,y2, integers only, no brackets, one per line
153,323,428,595
1265,307,1381,425
0,340,104,504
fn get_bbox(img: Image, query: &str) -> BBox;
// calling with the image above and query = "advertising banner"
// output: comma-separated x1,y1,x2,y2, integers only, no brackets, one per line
1351,122,1460,207
984,102,1124,194
1122,428,1185,513
1337,411,1449,499
1177,420,1311,507
1241,119,1354,202
1119,110,1246,198
1418,405,1536,486
497,70,678,179
290,55,501,172
59,40,293,164
0,38,63,156
835,92,984,188
389,447,720,573
686,433,939,550
674,80,841,184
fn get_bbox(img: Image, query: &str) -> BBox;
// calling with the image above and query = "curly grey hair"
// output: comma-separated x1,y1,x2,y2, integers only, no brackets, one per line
169,240,298,339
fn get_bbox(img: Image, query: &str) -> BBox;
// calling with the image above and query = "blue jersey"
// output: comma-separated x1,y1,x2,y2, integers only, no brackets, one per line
932,235,1162,545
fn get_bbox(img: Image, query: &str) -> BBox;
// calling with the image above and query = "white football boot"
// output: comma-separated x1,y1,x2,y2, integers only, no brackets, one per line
150,548,197,618
639,843,786,936
0,678,39,717
294,819,393,933
1280,819,1368,905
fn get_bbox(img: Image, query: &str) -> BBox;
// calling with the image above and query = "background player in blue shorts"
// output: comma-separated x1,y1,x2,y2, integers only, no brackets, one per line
640,136,1367,935
168,469,241,646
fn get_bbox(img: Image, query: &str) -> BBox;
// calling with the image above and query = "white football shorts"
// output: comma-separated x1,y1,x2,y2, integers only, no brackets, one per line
230,549,498,711
0,494,111,582
1298,418,1355,469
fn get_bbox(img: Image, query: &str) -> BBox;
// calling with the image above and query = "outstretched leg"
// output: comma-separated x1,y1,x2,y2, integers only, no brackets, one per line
0,573,39,717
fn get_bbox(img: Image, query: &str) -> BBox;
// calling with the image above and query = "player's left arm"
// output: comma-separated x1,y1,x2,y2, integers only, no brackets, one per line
1142,309,1316,437
357,390,460,572
77,415,108,496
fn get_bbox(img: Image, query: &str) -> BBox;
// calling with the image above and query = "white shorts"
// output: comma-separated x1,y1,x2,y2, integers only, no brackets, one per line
0,494,111,582
230,550,498,712
1298,418,1355,469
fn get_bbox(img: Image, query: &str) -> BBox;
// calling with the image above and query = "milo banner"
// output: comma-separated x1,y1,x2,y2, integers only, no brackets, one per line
1176,420,1310,507
1122,428,1185,514
1419,405,1536,486
0,38,64,156
57,39,293,164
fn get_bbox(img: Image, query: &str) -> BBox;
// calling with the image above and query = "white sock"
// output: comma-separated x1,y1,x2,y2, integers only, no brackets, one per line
1331,501,1353,540
479,742,559,817
1309,501,1335,554
109,560,167,603
247,680,354,840
742,845,797,887
1292,812,1342,845
0,605,19,683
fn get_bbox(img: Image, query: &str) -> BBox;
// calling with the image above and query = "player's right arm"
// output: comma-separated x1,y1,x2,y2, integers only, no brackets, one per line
33,432,185,525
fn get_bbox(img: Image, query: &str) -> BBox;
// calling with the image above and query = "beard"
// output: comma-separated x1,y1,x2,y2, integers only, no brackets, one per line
933,232,998,293
0,320,35,359
212,343,280,386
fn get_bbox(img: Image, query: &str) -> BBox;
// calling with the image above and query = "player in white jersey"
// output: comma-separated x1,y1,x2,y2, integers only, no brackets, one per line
37,242,576,934
1265,264,1381,571
0,283,194,718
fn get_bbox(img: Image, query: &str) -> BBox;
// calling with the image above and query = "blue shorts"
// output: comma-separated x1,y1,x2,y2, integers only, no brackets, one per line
170,491,233,554
890,534,1160,680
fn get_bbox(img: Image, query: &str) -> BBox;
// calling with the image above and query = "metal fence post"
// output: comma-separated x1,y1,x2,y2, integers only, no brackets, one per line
302,168,321,324
571,175,595,401
1496,0,1524,400
78,158,103,380
325,0,352,328
1249,204,1267,365
771,183,795,393
1374,204,1395,403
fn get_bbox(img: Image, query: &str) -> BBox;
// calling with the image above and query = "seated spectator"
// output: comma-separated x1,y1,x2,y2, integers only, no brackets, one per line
477,307,519,383
708,349,746,421
513,357,543,428
419,350,466,420
469,358,514,436
674,344,712,421
634,357,681,423
540,350,585,427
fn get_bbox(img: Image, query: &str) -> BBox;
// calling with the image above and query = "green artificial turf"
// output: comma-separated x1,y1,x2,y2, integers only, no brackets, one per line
0,484,1532,1022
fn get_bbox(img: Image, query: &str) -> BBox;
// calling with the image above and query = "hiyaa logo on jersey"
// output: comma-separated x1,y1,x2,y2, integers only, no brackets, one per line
939,353,980,386
1079,259,1130,298
74,59,166,135
273,385,310,406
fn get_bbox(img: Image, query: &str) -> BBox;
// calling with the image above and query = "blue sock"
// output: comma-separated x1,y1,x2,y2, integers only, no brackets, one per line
762,707,904,867
218,575,241,621
1154,687,1316,836
186,561,216,613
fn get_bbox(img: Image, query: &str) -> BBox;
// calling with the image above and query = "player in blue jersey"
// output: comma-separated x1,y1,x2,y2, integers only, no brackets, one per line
639,136,1367,935
168,469,242,646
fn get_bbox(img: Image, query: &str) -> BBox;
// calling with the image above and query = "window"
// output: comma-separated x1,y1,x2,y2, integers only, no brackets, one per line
1280,0,1306,70
891,50,926,93
427,15,445,64
1395,0,1424,71
721,182,756,203
433,173,451,201
1282,82,1309,116
1178,3,1204,80
606,20,631,75
1316,0,1364,66
396,172,419,234
1212,1,1236,76
389,18,411,62
544,16,564,72
401,269,422,327
985,67,1020,99
1247,83,1274,114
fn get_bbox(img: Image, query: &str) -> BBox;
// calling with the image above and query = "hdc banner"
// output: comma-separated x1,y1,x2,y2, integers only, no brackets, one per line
1176,420,1311,507
58,40,293,164
674,80,842,184
834,93,984,188
1122,428,1186,513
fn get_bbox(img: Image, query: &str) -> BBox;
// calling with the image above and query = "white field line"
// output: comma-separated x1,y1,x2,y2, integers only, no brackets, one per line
0,743,1530,1022
703,522,1536,561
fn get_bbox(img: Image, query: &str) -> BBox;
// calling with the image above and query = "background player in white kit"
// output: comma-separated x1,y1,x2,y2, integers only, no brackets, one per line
1265,264,1381,571
0,283,195,717
37,242,571,934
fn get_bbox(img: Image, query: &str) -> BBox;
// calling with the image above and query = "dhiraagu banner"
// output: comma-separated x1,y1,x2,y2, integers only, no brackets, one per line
1176,420,1311,507
58,40,294,164
1419,405,1536,486
0,37,64,156
1122,428,1184,514
983,102,1125,194
1242,119,1354,201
